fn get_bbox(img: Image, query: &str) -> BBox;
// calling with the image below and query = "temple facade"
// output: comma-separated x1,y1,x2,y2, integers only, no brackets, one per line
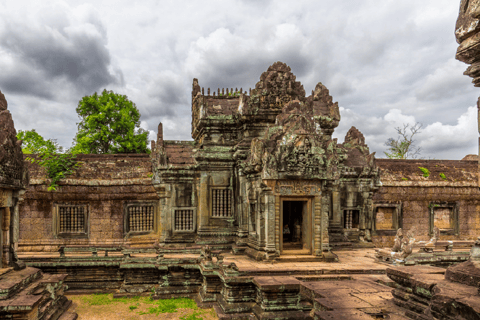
151,61,380,259
16,62,480,260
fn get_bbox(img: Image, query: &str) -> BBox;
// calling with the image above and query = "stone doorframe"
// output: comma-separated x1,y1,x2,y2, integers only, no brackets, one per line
278,196,313,255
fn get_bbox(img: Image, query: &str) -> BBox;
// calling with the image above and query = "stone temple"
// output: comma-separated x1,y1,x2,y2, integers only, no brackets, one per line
16,61,480,261
0,3,480,316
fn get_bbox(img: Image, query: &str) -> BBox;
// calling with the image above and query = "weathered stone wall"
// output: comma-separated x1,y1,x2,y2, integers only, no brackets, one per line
19,154,158,251
0,91,27,190
373,159,480,248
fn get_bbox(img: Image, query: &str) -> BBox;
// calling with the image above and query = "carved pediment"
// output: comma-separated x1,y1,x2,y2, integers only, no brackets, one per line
242,98,346,180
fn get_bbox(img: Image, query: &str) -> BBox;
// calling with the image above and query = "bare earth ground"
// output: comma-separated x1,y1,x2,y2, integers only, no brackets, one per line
66,294,218,320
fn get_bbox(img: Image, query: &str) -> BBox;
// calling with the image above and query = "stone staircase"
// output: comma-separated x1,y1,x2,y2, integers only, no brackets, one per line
0,267,76,320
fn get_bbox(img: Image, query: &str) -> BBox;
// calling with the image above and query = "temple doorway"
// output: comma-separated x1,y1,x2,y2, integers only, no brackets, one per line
281,200,311,254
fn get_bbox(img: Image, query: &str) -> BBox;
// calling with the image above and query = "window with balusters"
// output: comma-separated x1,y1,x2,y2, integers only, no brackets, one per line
124,203,157,235
211,188,232,218
173,208,196,233
53,204,88,238
343,209,359,229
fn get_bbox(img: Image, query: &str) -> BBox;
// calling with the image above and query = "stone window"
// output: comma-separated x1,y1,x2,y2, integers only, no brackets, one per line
173,208,196,233
429,202,458,236
53,204,88,238
211,188,233,218
344,210,359,229
124,202,157,236
373,203,402,235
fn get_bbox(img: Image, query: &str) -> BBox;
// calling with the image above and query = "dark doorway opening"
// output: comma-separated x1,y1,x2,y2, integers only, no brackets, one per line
282,201,304,251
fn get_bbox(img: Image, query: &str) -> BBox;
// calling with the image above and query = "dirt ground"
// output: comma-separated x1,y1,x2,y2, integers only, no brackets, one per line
66,294,219,320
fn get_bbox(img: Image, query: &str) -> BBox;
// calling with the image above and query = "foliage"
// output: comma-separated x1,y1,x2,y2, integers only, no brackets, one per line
384,123,423,159
140,298,198,316
440,173,447,181
17,129,61,154
72,89,149,154
401,177,408,181
77,294,208,318
181,312,204,320
82,293,117,306
17,130,79,191
419,167,430,178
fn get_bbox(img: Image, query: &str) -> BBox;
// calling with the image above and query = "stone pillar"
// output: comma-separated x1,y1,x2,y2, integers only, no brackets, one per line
237,175,248,238
275,195,280,254
364,192,374,241
320,192,330,253
2,207,10,267
332,188,341,225
198,173,210,232
265,194,276,257
314,195,322,256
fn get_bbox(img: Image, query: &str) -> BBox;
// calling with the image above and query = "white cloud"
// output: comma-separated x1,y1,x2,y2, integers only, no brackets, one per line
334,106,478,160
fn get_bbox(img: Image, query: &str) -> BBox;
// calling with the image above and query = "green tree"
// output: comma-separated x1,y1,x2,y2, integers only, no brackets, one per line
16,129,62,154
384,123,423,159
72,90,149,154
16,130,79,191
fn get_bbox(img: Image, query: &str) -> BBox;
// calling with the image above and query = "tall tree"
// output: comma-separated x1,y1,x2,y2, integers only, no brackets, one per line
72,90,149,154
384,123,423,159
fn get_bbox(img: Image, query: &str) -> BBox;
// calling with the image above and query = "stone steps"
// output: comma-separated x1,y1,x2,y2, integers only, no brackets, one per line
0,267,76,320
0,267,43,300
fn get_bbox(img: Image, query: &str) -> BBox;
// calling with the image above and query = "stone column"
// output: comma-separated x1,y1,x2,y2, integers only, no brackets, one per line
237,175,248,238
2,207,10,267
314,195,322,256
363,191,374,241
198,172,210,232
265,194,276,257
320,192,330,253
332,188,341,225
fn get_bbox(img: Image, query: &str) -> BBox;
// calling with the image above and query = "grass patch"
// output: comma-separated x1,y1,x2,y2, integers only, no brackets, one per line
140,298,198,316
80,294,200,316
72,294,215,319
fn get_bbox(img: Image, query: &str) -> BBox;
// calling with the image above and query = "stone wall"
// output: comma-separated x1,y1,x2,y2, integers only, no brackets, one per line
372,159,480,248
0,91,27,190
19,154,158,251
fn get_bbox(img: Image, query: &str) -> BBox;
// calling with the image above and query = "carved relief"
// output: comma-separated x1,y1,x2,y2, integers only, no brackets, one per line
274,180,321,195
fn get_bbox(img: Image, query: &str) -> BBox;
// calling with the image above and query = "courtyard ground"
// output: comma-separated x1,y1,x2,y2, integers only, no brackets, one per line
66,294,218,320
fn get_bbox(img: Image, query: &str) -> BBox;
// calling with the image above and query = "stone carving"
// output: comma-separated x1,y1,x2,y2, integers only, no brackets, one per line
391,228,404,252
455,0,480,86
274,180,322,195
310,82,340,138
242,98,346,180
470,236,480,261
386,228,415,260
248,61,306,113
423,226,440,252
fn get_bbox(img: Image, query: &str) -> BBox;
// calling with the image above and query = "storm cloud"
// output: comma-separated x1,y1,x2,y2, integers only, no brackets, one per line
0,0,478,159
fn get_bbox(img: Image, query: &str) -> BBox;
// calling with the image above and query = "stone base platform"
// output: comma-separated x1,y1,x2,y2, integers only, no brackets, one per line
17,248,438,319
376,248,470,267
0,267,76,320
387,264,480,319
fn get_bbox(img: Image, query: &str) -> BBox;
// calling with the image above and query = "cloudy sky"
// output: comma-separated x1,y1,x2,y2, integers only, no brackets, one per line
1,0,478,159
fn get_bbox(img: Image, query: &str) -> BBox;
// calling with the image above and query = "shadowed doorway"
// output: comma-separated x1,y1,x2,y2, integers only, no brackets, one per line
282,200,311,254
